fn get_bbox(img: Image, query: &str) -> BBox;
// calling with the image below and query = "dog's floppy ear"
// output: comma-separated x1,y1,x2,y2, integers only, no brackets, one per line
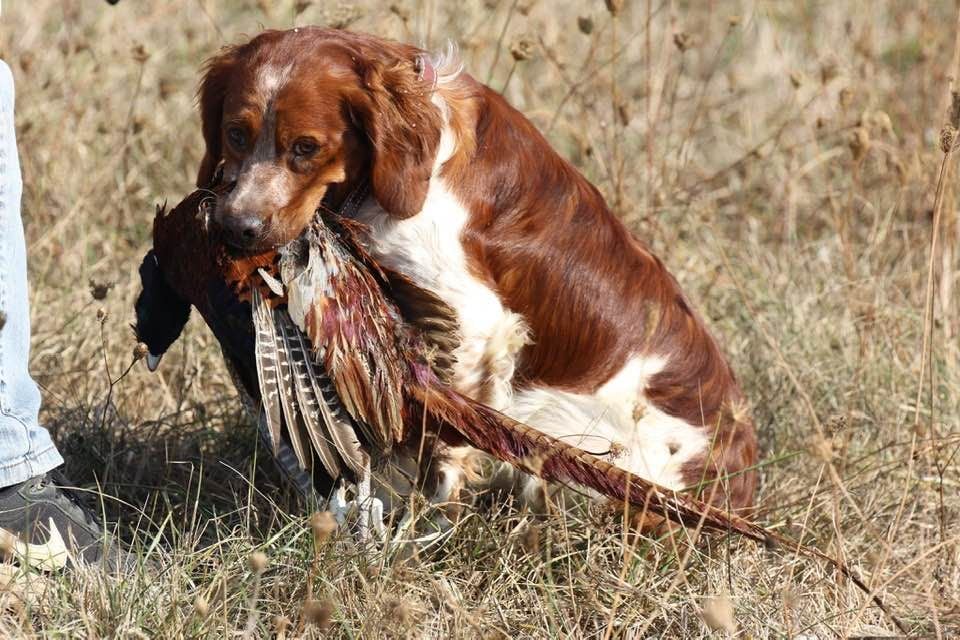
345,57,442,219
196,46,239,188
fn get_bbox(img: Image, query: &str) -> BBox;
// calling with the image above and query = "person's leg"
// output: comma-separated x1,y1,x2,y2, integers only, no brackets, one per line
0,59,63,486
0,61,138,572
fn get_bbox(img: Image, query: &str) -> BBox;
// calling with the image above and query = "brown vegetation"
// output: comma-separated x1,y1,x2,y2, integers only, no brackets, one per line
0,1,957,636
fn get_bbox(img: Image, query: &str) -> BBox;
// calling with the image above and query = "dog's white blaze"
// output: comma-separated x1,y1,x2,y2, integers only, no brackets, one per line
221,64,293,218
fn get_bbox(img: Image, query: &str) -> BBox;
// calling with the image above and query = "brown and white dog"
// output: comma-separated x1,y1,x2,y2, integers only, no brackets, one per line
196,27,758,519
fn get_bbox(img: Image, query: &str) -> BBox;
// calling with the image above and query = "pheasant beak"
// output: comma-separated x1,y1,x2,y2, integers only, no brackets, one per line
146,353,163,372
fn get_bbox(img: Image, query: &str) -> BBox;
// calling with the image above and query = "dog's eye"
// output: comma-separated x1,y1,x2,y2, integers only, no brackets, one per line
226,127,247,150
291,139,319,158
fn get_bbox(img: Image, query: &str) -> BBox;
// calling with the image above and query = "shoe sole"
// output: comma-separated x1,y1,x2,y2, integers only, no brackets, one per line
0,518,70,571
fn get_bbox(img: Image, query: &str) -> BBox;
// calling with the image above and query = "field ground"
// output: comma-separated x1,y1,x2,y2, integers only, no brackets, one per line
0,0,958,637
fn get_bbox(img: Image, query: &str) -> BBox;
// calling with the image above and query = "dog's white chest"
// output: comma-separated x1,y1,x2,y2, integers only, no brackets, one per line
353,178,527,408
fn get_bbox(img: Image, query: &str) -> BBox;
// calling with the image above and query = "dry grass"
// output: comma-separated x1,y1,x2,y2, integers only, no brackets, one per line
0,0,958,637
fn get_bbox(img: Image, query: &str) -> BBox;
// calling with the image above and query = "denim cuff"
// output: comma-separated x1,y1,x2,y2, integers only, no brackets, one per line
0,411,63,487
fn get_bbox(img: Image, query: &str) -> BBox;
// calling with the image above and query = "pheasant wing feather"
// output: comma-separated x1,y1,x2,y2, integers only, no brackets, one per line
251,288,284,455
275,312,344,478
276,310,367,476
252,288,313,471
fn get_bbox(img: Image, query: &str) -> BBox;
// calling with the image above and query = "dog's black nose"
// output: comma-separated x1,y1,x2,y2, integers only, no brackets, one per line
225,215,264,249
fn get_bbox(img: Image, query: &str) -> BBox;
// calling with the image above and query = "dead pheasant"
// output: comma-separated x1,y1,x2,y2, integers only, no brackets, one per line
134,184,905,631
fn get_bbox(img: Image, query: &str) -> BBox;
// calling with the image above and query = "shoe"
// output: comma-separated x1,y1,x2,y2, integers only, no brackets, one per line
0,469,136,572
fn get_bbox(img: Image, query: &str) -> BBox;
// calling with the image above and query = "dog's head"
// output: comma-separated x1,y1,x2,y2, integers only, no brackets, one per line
197,28,443,251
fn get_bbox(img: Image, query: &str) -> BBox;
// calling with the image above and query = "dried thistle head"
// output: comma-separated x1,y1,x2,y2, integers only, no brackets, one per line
192,595,210,618
131,44,149,64
303,598,334,631
820,59,839,85
133,342,149,362
89,279,113,301
248,550,269,574
509,37,537,62
701,594,737,633
848,126,870,162
310,511,337,549
382,595,418,634
673,32,692,52
604,0,623,16
940,125,956,154
826,414,848,437
272,615,291,638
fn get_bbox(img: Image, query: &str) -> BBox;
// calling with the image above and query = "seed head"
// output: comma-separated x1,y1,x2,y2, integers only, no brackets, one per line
604,0,623,16
131,44,149,64
310,511,337,548
940,125,956,154
193,595,210,618
133,342,149,362
577,16,594,35
248,550,269,574
89,279,113,301
701,594,737,633
820,60,839,85
673,32,692,52
383,596,416,628
848,126,870,162
303,598,334,631
509,37,536,62
272,615,291,638
96,308,108,323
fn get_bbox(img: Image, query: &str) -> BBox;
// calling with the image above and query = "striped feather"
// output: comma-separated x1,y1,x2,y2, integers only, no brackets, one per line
250,288,283,455
252,288,313,470
276,311,345,478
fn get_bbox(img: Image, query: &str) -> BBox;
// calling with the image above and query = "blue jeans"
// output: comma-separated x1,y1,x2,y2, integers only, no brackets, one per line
0,60,63,487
